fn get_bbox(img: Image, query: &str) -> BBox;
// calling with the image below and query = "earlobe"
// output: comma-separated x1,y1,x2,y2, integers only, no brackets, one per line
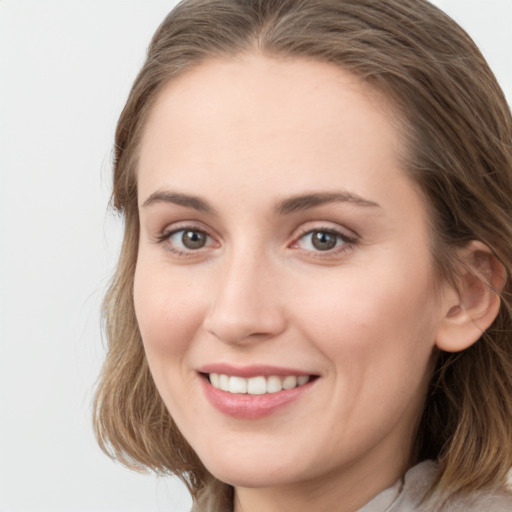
435,241,507,353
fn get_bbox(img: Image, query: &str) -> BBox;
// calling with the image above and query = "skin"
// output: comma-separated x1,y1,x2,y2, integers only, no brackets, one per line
134,54,460,512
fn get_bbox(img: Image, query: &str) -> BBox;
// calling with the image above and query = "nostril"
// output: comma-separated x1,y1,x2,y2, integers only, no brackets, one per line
203,308,287,346
203,276,287,345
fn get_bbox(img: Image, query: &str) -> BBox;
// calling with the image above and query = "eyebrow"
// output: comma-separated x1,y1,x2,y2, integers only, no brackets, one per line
142,191,216,214
276,192,381,215
141,189,380,214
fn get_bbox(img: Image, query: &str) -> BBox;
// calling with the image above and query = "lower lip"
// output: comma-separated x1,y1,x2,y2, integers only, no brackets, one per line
200,376,315,419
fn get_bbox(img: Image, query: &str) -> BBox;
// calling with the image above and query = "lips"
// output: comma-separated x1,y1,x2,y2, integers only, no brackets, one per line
198,364,318,419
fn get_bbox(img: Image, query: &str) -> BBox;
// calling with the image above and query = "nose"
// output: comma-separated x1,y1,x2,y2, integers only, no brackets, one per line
203,251,287,345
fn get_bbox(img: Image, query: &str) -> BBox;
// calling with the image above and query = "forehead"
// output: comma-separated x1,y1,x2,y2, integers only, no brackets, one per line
137,54,411,216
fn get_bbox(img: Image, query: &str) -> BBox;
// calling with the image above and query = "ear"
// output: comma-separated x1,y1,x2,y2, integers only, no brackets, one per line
435,241,507,353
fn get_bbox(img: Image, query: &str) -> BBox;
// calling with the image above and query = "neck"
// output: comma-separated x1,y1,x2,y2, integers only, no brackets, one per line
233,447,412,512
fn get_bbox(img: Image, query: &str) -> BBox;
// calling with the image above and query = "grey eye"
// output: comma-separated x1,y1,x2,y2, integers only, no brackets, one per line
181,230,208,249
296,229,347,252
311,231,338,251
167,229,210,250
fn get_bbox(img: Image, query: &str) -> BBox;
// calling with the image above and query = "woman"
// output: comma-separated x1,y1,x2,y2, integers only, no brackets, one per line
93,0,512,510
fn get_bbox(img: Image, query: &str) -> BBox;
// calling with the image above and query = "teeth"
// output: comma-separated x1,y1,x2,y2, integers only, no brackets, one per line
266,376,282,394
297,375,309,386
282,376,297,390
210,373,220,388
209,373,311,395
219,374,230,392
229,376,247,394
247,376,267,395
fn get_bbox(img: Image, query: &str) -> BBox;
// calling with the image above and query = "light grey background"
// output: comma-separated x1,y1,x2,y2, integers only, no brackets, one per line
0,1,510,511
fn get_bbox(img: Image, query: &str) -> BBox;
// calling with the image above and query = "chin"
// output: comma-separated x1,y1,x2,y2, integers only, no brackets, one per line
199,450,307,489
210,467,294,489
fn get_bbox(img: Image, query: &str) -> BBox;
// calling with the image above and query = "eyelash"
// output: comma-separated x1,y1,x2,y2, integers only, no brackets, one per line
155,224,357,258
156,225,215,257
291,226,357,258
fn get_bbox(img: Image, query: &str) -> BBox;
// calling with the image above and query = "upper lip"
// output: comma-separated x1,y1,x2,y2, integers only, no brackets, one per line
197,363,317,379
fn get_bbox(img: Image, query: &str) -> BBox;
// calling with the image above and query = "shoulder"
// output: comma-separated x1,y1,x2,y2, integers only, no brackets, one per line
435,486,512,512
385,460,512,512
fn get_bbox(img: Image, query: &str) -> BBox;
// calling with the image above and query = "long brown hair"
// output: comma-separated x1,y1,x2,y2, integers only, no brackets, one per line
93,0,512,503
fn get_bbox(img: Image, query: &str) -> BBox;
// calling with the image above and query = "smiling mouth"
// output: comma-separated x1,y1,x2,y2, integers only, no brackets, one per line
204,373,315,395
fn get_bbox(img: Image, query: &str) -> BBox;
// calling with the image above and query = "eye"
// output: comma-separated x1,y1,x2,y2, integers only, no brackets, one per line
159,227,216,254
172,229,208,250
294,228,354,253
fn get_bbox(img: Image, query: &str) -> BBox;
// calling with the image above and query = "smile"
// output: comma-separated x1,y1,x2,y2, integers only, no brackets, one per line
208,373,311,395
199,367,318,419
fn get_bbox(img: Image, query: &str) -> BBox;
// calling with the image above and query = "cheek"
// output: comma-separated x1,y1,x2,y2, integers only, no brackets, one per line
133,259,211,418
133,260,206,361
289,262,439,372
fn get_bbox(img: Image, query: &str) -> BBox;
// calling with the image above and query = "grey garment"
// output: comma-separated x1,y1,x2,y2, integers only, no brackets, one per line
360,460,512,512
192,460,512,511
358,460,436,511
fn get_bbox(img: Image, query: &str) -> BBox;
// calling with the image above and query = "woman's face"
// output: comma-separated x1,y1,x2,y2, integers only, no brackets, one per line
134,55,453,501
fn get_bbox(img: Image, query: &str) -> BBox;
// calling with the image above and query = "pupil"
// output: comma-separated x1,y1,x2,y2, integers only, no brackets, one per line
312,231,337,251
182,230,206,249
